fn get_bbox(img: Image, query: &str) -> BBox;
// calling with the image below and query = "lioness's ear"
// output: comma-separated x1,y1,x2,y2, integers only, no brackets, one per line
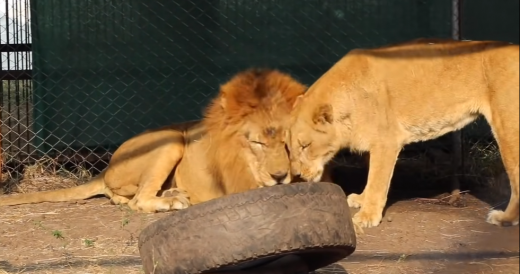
292,95,304,109
312,104,333,125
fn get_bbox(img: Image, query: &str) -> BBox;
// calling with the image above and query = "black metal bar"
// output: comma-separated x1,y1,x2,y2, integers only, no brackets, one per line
0,70,32,80
0,43,32,52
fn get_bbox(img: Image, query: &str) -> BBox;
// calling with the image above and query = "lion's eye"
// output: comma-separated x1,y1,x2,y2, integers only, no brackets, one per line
250,140,266,147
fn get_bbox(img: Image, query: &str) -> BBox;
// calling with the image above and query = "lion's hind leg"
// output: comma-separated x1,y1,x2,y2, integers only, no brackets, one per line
109,194,131,205
127,141,187,213
102,186,132,205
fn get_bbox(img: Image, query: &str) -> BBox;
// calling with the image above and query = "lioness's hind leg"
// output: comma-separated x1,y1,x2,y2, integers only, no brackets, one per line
487,161,519,226
485,108,519,226
486,148,519,226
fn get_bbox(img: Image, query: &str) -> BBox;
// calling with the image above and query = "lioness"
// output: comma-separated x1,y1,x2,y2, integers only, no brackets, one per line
287,38,519,229
0,68,306,212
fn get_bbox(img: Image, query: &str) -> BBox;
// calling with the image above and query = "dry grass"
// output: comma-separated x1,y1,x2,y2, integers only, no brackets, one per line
1,155,92,195
462,140,511,209
0,156,154,274
465,140,509,188
466,140,504,179
0,191,156,274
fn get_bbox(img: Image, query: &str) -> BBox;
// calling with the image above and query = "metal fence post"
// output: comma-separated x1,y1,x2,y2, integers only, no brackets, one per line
450,0,465,200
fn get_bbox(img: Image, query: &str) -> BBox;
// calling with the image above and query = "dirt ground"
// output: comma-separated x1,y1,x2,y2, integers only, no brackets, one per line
0,155,518,274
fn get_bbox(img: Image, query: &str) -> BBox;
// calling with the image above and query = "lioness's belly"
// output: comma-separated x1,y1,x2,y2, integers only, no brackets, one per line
400,111,480,144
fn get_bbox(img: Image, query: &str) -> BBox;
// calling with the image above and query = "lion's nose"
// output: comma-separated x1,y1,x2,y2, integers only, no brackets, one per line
270,171,288,183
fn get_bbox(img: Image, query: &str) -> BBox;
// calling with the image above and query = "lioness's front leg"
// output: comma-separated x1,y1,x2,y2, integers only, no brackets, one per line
348,145,401,228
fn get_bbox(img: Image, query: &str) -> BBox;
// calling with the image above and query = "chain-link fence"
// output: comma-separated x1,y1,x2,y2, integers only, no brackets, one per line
1,0,33,180
0,0,518,184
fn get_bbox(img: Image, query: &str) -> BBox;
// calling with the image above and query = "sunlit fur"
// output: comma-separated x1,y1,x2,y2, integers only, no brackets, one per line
0,68,306,213
288,38,519,229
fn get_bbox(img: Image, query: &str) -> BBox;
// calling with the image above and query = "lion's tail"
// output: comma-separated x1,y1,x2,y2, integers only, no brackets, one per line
0,173,107,206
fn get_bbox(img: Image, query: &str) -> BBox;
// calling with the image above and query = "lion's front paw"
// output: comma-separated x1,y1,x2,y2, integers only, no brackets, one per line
155,195,191,212
170,195,191,210
352,208,383,228
347,193,364,208
161,188,190,198
129,195,191,213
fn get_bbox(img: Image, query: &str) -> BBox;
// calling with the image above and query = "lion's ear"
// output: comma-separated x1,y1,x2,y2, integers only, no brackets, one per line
219,97,227,110
312,104,333,125
219,83,230,110
292,95,304,109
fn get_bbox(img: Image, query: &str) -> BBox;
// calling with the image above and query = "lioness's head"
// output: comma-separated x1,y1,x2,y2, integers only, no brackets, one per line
204,69,306,187
288,94,340,183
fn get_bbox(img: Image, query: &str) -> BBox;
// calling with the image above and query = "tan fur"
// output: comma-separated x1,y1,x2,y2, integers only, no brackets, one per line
0,69,306,212
288,38,519,229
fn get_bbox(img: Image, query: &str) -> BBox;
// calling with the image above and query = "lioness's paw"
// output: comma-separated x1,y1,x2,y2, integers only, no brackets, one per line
487,210,519,227
352,209,382,228
347,193,363,208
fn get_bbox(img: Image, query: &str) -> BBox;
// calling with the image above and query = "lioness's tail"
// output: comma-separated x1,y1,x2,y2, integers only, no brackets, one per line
0,174,107,206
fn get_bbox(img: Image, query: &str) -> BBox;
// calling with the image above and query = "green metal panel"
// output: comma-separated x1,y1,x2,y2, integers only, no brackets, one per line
462,0,519,44
31,0,452,155
460,0,519,140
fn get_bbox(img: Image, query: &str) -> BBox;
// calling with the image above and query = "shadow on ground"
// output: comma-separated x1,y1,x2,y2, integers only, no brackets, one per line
1,250,517,273
330,149,509,211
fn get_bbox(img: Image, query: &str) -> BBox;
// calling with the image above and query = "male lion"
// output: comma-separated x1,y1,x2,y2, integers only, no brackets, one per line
287,38,519,229
0,68,305,212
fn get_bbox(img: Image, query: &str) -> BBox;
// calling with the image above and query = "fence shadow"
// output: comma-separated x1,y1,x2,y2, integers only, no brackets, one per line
1,250,517,273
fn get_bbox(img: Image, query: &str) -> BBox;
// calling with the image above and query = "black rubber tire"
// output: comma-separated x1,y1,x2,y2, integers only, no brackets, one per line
138,182,356,274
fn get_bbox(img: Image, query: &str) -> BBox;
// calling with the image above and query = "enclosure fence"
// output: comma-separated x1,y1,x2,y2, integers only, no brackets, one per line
0,0,518,180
